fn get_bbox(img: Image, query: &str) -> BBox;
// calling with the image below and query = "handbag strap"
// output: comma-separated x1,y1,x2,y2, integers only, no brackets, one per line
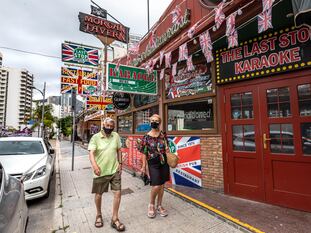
160,131,170,153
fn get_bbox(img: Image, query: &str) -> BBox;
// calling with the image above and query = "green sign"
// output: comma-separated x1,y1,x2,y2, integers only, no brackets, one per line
74,47,88,63
106,63,157,95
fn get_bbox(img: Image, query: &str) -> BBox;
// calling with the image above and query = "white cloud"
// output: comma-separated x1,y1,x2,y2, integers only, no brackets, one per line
0,0,171,97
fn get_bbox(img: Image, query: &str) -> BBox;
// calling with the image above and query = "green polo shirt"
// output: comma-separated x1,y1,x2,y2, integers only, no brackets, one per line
88,131,121,178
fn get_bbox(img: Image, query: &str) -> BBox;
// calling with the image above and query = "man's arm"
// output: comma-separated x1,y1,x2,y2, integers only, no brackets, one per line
89,150,100,176
117,149,122,174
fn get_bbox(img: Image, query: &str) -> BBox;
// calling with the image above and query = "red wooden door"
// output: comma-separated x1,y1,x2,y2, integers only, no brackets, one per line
223,73,311,211
224,86,265,201
259,76,311,212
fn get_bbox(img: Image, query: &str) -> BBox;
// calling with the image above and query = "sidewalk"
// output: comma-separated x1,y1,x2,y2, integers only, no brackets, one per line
73,141,311,233
53,141,245,233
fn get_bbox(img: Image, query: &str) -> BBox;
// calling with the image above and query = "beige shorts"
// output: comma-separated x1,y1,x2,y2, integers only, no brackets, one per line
92,172,121,194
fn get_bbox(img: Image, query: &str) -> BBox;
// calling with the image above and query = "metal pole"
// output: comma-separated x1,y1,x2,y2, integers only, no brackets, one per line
147,0,150,31
41,82,46,139
71,89,76,171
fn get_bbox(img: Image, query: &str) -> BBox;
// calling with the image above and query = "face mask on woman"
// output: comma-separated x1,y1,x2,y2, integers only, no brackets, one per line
150,122,159,129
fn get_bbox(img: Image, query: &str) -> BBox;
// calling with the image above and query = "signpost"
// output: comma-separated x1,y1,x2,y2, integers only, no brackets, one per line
61,67,98,95
86,96,113,110
106,63,157,95
62,42,99,67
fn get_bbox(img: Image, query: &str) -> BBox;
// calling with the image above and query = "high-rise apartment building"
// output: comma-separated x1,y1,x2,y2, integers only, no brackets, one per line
0,66,33,128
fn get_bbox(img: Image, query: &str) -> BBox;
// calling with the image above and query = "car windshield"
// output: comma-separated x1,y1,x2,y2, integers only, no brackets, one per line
0,141,44,155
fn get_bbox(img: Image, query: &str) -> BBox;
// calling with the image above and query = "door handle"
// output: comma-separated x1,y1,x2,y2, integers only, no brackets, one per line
263,133,271,149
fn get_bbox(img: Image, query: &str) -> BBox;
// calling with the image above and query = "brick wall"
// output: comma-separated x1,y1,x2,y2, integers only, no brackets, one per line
201,135,224,192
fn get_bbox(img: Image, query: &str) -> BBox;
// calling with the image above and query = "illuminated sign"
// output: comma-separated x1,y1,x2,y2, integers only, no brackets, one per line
216,26,311,84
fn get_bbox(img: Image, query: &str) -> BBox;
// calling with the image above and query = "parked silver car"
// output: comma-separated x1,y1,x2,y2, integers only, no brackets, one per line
0,162,28,233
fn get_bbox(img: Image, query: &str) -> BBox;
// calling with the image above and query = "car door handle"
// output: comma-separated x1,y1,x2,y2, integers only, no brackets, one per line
263,133,271,149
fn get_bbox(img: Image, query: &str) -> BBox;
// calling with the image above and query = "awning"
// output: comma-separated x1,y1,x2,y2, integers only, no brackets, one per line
291,0,311,27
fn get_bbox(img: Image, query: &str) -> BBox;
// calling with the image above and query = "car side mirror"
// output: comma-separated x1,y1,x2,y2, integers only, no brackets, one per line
49,148,55,154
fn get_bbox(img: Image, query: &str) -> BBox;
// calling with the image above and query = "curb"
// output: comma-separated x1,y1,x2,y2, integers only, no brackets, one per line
165,188,265,233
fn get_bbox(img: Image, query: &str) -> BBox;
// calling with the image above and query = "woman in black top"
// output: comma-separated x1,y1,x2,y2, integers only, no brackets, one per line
138,114,170,218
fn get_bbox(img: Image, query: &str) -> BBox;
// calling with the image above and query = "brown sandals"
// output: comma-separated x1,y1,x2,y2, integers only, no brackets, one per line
95,214,103,228
111,218,125,232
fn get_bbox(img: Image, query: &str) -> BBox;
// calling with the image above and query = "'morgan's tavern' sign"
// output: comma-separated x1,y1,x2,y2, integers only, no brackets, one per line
216,26,311,84
78,12,129,43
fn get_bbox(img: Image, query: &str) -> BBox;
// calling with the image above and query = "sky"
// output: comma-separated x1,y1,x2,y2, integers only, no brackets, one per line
0,0,172,99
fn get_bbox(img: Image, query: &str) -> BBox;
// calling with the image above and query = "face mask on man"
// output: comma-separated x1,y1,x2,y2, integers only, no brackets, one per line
103,127,114,135
150,122,159,129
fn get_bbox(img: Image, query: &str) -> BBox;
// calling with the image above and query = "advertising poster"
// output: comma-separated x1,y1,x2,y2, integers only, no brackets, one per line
168,136,202,188
120,136,144,171
60,67,98,95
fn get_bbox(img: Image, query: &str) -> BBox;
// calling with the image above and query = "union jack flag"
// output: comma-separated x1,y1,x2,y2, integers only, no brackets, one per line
159,51,165,66
171,4,182,24
61,43,99,67
160,69,165,80
258,8,273,33
128,43,140,55
228,30,238,48
226,12,237,37
187,23,198,39
178,43,188,61
199,30,212,52
149,30,157,48
199,30,214,63
114,59,121,73
172,63,177,77
168,136,202,188
165,52,172,68
262,0,275,12
214,2,225,29
187,55,195,72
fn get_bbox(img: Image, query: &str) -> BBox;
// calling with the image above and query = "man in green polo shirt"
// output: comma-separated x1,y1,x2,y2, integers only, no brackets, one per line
88,117,125,231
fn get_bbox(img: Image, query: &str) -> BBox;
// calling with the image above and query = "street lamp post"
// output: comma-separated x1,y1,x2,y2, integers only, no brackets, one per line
32,82,46,139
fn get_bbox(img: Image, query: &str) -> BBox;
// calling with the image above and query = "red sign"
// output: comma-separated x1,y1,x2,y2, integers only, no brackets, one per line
61,67,98,95
86,96,112,110
78,12,129,43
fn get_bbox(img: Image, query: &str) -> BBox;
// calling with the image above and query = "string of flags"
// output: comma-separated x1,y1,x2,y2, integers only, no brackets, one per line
132,0,276,79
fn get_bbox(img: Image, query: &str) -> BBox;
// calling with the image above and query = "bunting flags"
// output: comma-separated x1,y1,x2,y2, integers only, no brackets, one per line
149,30,157,48
126,54,131,65
187,23,198,39
172,63,177,77
171,4,182,24
128,43,139,55
228,30,238,48
114,59,121,73
165,52,172,68
226,12,238,48
262,0,275,12
199,30,214,63
258,0,274,33
160,69,165,80
187,55,195,72
215,2,225,29
178,43,188,61
153,57,158,69
159,51,165,66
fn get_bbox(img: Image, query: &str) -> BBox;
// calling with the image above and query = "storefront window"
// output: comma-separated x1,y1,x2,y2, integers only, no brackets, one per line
117,114,132,133
167,98,214,131
134,94,157,108
298,83,311,116
134,106,158,133
301,123,311,155
165,63,213,99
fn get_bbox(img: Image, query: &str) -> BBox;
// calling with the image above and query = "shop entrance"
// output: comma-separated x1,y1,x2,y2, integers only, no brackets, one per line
222,74,311,212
